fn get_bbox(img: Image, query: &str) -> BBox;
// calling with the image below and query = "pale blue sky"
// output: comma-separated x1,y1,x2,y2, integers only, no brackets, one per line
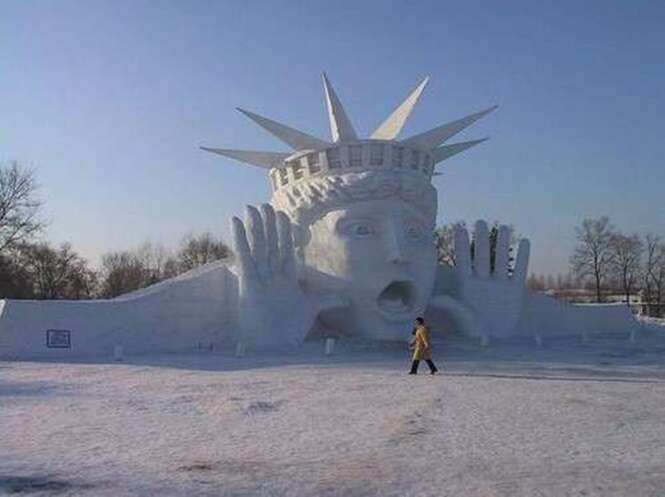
1,0,664,275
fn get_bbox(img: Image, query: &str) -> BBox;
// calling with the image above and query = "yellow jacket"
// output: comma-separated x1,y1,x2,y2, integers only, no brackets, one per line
412,325,432,361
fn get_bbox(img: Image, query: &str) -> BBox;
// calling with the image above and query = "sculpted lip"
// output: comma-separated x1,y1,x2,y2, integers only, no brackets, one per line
376,280,417,320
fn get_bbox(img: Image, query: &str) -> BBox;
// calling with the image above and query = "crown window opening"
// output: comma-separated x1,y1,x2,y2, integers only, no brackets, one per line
392,146,403,167
326,148,341,169
291,160,304,180
307,152,321,174
370,144,384,166
278,168,289,186
410,149,420,170
307,152,319,165
349,145,362,167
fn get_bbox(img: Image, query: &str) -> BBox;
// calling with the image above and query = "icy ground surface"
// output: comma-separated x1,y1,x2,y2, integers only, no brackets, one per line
2,331,665,497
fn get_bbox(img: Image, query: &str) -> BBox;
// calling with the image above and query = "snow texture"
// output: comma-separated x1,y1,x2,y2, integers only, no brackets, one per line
639,315,665,333
0,176,640,359
0,259,639,360
2,334,665,497
0,262,238,359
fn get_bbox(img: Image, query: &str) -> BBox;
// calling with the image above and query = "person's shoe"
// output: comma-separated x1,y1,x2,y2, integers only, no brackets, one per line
430,369,438,375
408,371,417,375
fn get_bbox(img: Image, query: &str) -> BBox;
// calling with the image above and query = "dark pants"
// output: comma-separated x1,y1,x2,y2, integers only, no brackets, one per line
410,359,438,374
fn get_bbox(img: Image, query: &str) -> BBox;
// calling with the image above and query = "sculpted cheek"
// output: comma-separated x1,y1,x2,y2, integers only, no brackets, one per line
302,225,349,276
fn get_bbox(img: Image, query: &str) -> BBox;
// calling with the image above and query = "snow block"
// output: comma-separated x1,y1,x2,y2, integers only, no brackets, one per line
518,292,639,338
0,261,239,359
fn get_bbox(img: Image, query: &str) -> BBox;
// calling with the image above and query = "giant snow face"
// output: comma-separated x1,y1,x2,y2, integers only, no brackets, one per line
300,198,436,339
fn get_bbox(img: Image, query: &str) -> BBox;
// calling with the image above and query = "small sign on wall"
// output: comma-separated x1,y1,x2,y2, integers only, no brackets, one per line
46,329,71,349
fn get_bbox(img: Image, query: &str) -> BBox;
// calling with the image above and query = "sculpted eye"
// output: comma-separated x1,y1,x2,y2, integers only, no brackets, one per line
338,220,377,238
354,224,373,236
405,222,426,241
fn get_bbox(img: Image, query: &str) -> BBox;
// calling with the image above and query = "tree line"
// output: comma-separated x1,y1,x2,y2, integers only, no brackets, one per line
568,216,664,314
435,216,665,316
4,162,663,315
0,162,231,300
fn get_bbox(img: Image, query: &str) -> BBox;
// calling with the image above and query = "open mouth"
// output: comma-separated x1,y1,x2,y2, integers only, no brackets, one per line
376,280,417,319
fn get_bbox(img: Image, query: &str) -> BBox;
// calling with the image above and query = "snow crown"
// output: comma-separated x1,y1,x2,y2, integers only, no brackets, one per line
270,168,438,229
202,73,495,220
267,140,436,193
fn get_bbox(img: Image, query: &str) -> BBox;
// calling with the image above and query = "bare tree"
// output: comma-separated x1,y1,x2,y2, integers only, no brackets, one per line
642,235,664,316
545,274,556,290
434,222,465,266
569,216,615,303
134,242,177,284
648,242,665,317
17,242,96,299
656,244,665,317
610,233,643,306
527,273,546,291
555,273,564,290
176,232,231,271
0,162,45,253
0,253,34,298
66,263,98,299
99,251,146,298
98,234,230,298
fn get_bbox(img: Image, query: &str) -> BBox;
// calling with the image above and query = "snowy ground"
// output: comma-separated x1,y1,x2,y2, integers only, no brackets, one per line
639,314,665,332
2,330,665,497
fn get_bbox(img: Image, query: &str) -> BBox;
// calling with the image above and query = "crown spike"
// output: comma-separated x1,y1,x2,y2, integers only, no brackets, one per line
402,105,497,151
236,108,330,150
200,147,291,169
322,73,358,142
432,138,489,164
371,76,429,140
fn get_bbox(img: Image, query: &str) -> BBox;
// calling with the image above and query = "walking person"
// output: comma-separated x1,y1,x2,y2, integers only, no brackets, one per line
408,317,438,375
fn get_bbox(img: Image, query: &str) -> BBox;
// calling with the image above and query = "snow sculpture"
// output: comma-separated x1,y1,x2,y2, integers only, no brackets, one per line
230,204,346,348
0,74,639,359
430,221,531,341
204,74,534,349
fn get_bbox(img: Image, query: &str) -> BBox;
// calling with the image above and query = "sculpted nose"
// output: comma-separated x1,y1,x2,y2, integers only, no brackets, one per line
386,225,409,264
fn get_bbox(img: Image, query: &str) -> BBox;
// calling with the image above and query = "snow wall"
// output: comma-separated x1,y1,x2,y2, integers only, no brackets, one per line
0,260,640,359
517,292,639,337
0,261,238,359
